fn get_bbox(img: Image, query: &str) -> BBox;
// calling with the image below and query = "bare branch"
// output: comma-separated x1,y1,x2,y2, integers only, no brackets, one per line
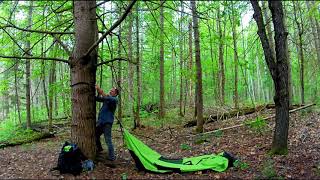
0,55,69,64
51,34,71,56
84,0,137,57
2,28,31,56
0,61,18,74
96,57,135,67
1,24,73,35
92,0,111,10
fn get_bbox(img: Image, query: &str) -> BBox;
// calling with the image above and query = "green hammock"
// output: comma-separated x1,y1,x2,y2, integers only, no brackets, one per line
123,129,232,173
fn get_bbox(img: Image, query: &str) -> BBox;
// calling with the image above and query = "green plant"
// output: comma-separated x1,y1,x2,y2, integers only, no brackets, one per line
213,130,223,138
314,162,320,176
245,117,267,134
234,160,249,170
261,159,277,178
121,173,128,180
180,143,191,150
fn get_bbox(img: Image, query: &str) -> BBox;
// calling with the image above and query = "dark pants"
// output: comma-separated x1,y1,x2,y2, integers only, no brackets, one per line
96,123,115,161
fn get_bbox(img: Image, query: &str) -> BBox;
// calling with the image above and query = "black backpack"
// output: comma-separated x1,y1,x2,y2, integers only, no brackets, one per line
54,141,87,175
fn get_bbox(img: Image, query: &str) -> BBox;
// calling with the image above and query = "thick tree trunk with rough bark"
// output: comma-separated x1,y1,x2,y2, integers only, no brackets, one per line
191,1,204,133
159,0,165,118
71,1,98,159
251,1,289,155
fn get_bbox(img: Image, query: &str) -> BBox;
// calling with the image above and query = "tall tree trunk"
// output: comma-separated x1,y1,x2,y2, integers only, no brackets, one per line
293,2,305,104
25,1,33,129
230,2,239,109
282,1,293,106
159,0,165,118
172,49,177,104
191,1,204,133
128,11,134,122
134,3,141,128
188,21,193,106
71,1,98,159
251,0,289,155
117,4,122,123
48,60,56,132
217,5,225,106
41,61,49,118
14,62,21,124
179,0,184,117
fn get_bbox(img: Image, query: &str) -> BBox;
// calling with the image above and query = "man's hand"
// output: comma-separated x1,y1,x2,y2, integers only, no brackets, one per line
95,84,108,96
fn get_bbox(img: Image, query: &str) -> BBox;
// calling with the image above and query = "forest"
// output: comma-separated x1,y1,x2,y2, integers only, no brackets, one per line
0,0,319,179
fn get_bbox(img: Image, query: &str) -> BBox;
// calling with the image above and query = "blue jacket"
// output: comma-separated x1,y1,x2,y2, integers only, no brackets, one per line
96,95,118,125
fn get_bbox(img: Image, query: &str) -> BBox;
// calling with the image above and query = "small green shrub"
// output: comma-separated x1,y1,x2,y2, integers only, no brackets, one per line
245,117,267,134
261,159,277,178
180,143,191,150
213,130,223,138
121,173,128,180
234,160,249,170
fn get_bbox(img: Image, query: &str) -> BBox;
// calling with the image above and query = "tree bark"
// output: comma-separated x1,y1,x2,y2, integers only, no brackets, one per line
191,1,204,133
14,61,21,124
251,0,289,154
217,5,225,106
71,1,98,159
188,21,193,106
293,2,305,104
230,2,239,109
128,10,134,122
117,3,123,123
48,59,56,132
25,1,33,129
282,1,293,106
179,0,184,117
134,3,141,128
159,0,165,118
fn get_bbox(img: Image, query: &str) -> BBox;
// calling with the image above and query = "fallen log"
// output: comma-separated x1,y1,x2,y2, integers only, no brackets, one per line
184,104,307,127
184,106,264,127
0,132,55,149
188,103,316,137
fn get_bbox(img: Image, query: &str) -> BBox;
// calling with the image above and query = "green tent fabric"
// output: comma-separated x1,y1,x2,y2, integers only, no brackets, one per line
123,129,230,173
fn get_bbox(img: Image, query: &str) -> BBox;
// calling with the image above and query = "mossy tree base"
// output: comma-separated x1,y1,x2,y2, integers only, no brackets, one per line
269,147,288,155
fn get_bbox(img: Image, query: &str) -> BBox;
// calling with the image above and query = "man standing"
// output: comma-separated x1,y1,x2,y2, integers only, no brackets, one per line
95,85,118,161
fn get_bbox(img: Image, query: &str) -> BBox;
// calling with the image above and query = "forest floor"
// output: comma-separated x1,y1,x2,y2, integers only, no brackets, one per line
0,107,320,179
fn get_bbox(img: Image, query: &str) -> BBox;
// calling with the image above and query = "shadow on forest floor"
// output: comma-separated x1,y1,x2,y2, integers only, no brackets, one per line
0,108,319,179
